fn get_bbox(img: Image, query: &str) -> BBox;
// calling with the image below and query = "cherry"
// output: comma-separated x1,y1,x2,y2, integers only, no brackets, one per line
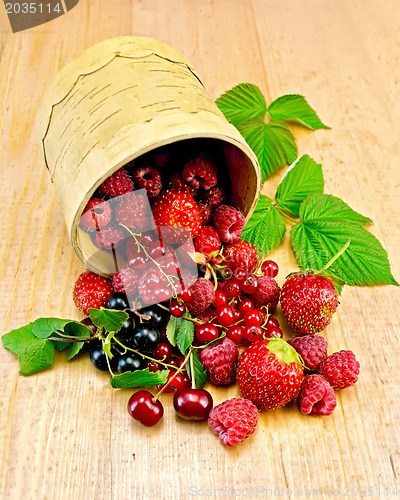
179,288,193,302
261,260,279,278
145,360,162,372
265,326,283,339
226,325,245,344
213,290,227,307
168,356,186,370
244,324,264,342
243,308,263,326
127,390,164,427
169,300,186,318
216,305,236,327
157,371,190,393
195,323,219,343
153,342,173,361
173,388,213,420
241,274,258,294
225,280,241,298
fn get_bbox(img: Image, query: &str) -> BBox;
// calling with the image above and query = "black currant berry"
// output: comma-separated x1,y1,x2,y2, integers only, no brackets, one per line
117,315,136,342
117,354,144,373
140,306,167,328
89,348,119,371
107,292,129,310
132,325,160,352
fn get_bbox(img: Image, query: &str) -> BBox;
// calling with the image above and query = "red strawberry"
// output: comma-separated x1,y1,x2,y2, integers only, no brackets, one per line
237,338,304,411
151,189,202,242
73,271,114,315
223,240,259,273
280,273,339,335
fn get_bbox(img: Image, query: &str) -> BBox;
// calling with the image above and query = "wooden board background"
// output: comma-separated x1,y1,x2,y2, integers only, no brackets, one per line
1,1,399,498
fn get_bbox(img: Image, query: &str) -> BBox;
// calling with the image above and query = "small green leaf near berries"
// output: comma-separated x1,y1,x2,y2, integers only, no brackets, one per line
186,350,207,389
64,322,92,360
268,94,331,130
176,316,195,354
88,307,129,333
32,318,92,339
215,83,267,126
166,315,181,347
110,368,169,389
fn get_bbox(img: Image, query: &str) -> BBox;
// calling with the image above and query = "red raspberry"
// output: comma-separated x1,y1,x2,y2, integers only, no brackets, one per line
132,166,162,198
195,306,216,324
98,168,134,198
182,156,218,190
223,240,259,273
249,276,280,312
186,278,216,317
299,374,337,416
95,226,125,249
79,199,111,232
137,264,170,304
208,398,259,447
213,205,245,244
153,149,171,168
201,186,226,209
194,227,221,257
287,335,328,371
319,350,360,389
198,203,212,225
112,264,140,296
200,338,238,385
73,270,114,315
169,172,197,197
115,192,151,231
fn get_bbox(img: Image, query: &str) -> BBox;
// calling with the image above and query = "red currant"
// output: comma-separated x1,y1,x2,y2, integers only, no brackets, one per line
239,298,254,314
225,280,241,298
173,388,213,420
234,268,247,282
241,274,258,294
226,325,245,344
127,390,163,426
233,310,242,322
195,323,219,343
265,326,283,339
179,288,193,302
169,300,185,317
261,259,279,278
266,316,280,329
243,308,263,326
216,305,236,327
213,290,228,307
153,342,172,361
244,325,264,342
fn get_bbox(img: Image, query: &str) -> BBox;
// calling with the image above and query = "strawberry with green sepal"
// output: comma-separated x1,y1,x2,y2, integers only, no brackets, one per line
73,271,114,315
237,337,304,411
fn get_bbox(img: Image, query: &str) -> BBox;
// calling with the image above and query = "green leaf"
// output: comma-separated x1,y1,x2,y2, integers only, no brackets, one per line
275,155,324,217
165,315,181,347
176,317,195,354
102,332,115,358
291,195,398,286
268,94,330,130
88,307,129,333
237,119,297,181
216,83,267,126
2,323,35,354
65,323,90,360
111,368,169,389
186,350,207,389
32,318,91,339
241,194,286,257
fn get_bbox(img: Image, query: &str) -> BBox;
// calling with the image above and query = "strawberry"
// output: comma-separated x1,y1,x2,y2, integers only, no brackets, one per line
151,189,202,242
237,338,304,411
73,271,114,315
280,272,339,335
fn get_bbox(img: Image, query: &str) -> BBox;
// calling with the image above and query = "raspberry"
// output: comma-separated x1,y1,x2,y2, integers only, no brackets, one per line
213,205,245,244
223,240,259,273
73,271,114,315
112,264,140,296
169,172,197,197
153,149,171,168
299,374,337,416
79,199,111,232
115,192,151,231
95,226,125,249
202,186,226,209
137,264,170,305
186,278,216,317
195,306,216,324
98,168,134,198
182,156,218,190
249,276,280,312
200,338,238,385
319,350,360,389
287,335,328,371
208,398,259,447
194,227,221,257
198,203,212,225
132,166,162,198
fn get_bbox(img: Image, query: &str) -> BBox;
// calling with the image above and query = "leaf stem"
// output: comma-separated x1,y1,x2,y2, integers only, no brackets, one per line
153,348,192,401
190,351,196,389
320,239,351,273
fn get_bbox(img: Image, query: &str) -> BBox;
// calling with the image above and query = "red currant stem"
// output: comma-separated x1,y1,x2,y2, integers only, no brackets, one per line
130,310,151,322
153,349,192,401
157,304,202,324
320,239,350,273
193,332,226,349
112,336,178,370
207,263,219,291
189,351,196,389
101,338,115,377
157,303,170,312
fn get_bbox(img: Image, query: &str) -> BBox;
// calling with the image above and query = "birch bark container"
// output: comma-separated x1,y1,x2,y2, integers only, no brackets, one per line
36,36,261,275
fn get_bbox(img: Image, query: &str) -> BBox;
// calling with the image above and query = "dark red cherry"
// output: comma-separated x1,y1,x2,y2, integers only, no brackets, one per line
127,390,163,426
173,388,213,421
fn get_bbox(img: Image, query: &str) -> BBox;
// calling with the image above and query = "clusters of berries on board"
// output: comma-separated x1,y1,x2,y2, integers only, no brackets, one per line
73,141,360,448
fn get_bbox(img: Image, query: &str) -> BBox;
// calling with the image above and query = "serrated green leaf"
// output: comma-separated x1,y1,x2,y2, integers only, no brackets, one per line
88,307,129,333
65,323,90,360
32,318,91,339
165,315,181,347
216,83,267,126
186,350,207,389
18,340,55,376
291,195,398,286
241,194,286,257
110,368,169,389
268,94,330,130
237,119,297,181
176,317,195,354
275,155,324,216
2,323,35,354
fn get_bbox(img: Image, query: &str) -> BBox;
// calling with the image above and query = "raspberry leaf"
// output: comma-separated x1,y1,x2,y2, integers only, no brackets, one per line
241,194,286,256
186,349,207,389
275,155,324,216
176,317,195,354
165,315,181,347
88,307,129,333
237,119,297,182
111,368,169,389
215,83,267,126
268,94,330,130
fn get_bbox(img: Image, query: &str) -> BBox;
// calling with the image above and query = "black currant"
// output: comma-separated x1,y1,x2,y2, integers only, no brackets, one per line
107,292,129,310
116,315,136,342
132,325,160,352
89,347,119,371
139,306,167,328
117,354,144,373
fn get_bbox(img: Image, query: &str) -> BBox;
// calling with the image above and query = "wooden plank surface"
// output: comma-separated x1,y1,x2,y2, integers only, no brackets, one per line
1,1,399,498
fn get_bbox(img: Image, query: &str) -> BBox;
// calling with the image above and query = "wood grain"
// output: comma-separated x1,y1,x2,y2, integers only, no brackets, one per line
1,1,399,498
